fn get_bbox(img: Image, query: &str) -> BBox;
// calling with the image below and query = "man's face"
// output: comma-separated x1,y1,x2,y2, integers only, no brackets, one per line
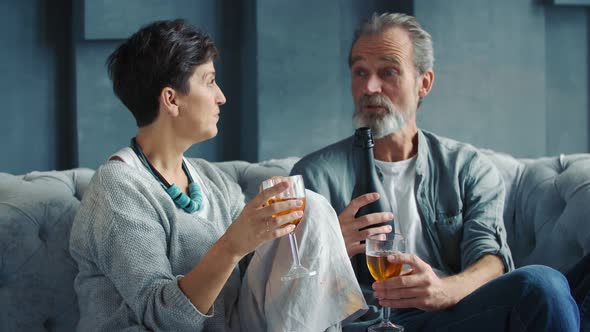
350,27,422,138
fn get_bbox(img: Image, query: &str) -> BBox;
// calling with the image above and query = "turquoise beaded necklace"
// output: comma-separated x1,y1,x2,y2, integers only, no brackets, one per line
130,138,203,213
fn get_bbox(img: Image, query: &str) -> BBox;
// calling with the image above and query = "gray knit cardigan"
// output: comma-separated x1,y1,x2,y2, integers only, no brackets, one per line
70,158,245,331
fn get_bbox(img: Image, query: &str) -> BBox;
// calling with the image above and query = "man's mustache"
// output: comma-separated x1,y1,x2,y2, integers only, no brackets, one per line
356,95,394,113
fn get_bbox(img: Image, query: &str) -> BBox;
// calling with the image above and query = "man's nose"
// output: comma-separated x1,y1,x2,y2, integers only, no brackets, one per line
365,75,382,94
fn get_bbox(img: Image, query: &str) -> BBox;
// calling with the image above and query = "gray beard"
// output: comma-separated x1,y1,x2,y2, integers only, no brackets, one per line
352,97,409,138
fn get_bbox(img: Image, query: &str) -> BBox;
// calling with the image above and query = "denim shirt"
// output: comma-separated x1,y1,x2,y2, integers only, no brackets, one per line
291,129,514,275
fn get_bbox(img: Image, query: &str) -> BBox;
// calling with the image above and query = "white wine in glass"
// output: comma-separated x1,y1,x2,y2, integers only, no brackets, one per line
366,233,406,332
261,175,316,281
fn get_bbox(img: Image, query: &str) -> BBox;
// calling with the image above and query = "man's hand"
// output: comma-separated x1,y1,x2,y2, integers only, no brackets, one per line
372,253,456,311
372,254,504,312
338,193,393,257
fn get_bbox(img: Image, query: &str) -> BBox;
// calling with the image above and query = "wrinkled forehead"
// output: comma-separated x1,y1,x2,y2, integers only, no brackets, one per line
350,27,414,67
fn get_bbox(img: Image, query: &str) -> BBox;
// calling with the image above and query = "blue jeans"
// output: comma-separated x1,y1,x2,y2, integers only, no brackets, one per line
345,265,579,332
566,253,590,332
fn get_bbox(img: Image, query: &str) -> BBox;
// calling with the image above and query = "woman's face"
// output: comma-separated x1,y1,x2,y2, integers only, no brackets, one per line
175,61,226,144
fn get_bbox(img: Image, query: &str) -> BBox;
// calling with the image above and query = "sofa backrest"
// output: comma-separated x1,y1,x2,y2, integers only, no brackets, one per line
1,153,589,330
0,161,293,331
0,169,93,331
213,157,299,201
485,152,590,272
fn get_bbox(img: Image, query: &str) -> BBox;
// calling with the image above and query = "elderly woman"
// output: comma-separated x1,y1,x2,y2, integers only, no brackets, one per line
69,19,365,331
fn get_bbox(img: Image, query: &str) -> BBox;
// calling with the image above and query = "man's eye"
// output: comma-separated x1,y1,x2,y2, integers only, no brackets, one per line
354,69,366,77
383,69,397,77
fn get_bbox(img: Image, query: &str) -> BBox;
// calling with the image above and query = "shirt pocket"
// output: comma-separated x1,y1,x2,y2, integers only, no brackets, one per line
434,211,463,272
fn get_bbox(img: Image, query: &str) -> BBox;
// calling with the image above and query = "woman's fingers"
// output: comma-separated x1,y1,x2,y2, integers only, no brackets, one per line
268,223,296,238
259,198,304,215
272,210,303,227
250,181,289,208
251,203,303,238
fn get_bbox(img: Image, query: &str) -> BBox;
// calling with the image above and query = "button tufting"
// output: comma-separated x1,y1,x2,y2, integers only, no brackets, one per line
38,228,48,242
43,318,54,329
559,154,565,170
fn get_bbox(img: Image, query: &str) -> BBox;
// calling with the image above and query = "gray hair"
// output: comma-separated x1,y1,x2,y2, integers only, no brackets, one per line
349,13,434,75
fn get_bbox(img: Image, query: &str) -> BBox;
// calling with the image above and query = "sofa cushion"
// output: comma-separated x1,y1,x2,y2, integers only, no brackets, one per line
0,169,92,331
487,153,590,271
515,154,590,271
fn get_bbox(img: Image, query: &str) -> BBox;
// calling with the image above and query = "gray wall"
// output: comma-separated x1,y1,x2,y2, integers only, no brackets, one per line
415,0,589,157
0,0,73,173
72,0,232,168
0,0,588,174
253,0,412,161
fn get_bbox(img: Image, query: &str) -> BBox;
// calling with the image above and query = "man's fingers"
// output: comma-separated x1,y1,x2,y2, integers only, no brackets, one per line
348,243,365,257
400,268,414,276
379,298,422,310
374,274,425,290
376,286,427,300
340,193,380,218
360,224,393,240
387,253,426,271
355,212,394,230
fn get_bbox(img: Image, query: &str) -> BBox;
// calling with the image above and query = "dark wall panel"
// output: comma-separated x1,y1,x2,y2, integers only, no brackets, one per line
0,0,71,174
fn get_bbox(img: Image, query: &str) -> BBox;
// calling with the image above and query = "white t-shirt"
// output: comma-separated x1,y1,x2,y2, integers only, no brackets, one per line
375,157,446,277
109,147,211,218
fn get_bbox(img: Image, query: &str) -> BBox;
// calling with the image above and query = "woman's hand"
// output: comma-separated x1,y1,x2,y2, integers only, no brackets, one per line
222,180,303,259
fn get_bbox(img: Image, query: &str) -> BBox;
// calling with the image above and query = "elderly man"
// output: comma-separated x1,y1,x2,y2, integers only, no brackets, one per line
291,13,581,331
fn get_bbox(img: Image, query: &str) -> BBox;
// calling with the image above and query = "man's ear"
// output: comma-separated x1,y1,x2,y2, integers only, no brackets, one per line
159,87,180,117
418,69,434,98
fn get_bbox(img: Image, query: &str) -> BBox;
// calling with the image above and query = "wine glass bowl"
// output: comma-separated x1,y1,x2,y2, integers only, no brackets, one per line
366,232,406,332
261,175,316,281
267,197,306,228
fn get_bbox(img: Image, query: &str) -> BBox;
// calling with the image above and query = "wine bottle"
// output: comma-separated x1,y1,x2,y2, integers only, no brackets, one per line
351,127,394,286
352,127,392,223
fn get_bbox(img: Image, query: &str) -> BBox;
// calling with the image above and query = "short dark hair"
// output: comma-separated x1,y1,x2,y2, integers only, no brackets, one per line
107,19,219,127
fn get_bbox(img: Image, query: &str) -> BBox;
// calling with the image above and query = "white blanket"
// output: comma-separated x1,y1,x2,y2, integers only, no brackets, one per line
238,190,367,331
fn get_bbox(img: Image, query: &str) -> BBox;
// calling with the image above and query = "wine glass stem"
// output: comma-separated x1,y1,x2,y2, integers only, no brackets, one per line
288,232,302,267
382,306,391,325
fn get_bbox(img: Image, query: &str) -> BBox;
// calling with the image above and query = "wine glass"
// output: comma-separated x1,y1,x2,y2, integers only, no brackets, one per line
366,232,406,332
261,175,316,281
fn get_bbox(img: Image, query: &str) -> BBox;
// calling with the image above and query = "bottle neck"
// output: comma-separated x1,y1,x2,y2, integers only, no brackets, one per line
356,146,376,176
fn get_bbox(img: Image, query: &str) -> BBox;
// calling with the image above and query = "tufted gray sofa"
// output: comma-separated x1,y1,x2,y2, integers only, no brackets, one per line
1,153,589,331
